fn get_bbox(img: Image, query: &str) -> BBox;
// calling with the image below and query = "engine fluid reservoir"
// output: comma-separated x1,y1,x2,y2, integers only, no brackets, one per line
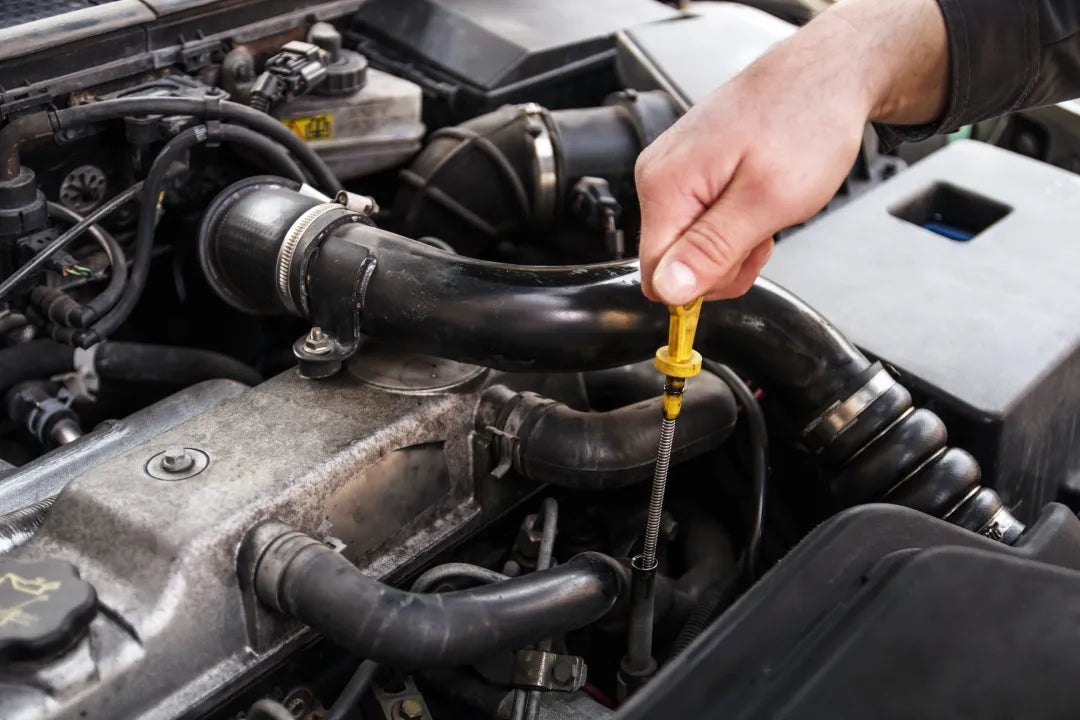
277,65,425,181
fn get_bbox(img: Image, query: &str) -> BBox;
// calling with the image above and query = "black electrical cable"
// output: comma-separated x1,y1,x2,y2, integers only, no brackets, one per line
0,183,141,302
324,660,379,720
75,127,206,345
44,201,129,324
705,361,768,581
49,98,341,192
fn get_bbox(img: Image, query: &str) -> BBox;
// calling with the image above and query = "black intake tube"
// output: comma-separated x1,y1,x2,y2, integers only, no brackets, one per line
824,380,1022,542
205,187,1022,541
252,524,622,669
487,370,737,490
349,227,869,419
0,340,261,394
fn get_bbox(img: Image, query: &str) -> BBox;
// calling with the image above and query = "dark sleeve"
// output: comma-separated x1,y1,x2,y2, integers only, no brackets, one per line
879,0,1080,143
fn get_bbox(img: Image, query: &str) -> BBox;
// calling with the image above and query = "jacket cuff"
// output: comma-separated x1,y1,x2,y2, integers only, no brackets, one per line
876,0,1039,145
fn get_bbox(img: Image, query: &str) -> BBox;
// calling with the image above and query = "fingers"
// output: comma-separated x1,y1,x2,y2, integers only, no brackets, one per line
650,176,778,305
636,136,739,302
703,237,774,301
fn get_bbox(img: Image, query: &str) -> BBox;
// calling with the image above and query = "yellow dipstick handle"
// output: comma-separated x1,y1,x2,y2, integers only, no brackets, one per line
654,297,704,419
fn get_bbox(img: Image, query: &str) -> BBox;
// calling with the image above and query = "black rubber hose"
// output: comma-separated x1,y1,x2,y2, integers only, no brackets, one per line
32,202,129,328
488,370,738,490
705,361,769,580
76,127,206,346
0,183,141,303
824,383,1023,542
351,232,870,419
0,340,73,395
668,560,744,659
218,124,306,182
324,660,379,720
255,528,622,669
95,342,262,387
49,99,341,192
0,339,261,394
50,201,128,320
203,188,871,418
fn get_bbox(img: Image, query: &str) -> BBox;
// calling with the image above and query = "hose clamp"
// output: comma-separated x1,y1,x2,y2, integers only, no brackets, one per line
52,345,100,403
977,506,1026,545
520,103,557,225
803,367,896,447
275,203,349,315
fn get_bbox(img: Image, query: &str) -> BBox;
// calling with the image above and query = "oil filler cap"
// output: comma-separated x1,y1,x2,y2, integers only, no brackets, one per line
0,558,97,661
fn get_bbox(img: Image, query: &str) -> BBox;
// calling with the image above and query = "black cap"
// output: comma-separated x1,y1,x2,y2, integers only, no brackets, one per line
0,557,97,662
308,23,368,95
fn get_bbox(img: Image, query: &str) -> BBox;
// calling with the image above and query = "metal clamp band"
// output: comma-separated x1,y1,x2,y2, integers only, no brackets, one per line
275,203,342,315
520,103,557,225
803,367,896,446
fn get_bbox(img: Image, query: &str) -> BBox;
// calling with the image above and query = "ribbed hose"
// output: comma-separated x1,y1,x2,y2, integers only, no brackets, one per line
813,372,1024,543
669,562,744,658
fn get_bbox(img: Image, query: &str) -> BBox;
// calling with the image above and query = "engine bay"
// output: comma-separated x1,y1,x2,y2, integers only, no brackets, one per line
3,1,1080,718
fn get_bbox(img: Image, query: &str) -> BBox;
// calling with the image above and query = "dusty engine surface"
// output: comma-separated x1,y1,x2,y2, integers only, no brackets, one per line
3,1,1080,719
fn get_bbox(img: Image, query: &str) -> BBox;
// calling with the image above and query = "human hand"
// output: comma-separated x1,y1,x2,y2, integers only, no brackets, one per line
636,0,949,305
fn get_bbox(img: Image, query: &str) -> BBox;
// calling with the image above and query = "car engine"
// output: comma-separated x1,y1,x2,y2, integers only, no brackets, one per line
3,1,1080,718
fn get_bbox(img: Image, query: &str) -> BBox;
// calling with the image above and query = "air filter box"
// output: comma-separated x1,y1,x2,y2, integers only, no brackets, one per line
765,140,1080,521
347,0,679,123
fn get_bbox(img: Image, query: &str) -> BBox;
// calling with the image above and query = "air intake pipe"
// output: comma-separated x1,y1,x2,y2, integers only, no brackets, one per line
393,90,678,256
200,185,1024,543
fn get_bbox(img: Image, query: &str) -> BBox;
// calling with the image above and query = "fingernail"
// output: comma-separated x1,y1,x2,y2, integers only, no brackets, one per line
653,260,698,304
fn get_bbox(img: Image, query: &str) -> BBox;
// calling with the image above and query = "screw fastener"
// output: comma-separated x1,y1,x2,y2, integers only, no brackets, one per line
161,447,195,473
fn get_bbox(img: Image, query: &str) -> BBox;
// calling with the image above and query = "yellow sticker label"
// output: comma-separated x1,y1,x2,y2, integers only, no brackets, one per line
282,114,334,141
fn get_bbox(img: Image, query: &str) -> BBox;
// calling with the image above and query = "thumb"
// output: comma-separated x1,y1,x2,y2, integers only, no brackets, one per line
650,180,776,305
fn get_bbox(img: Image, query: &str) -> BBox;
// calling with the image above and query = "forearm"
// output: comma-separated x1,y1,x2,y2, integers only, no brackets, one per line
875,0,1080,140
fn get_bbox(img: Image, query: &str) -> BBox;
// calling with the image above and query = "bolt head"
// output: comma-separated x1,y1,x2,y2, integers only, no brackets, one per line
552,659,576,684
397,698,424,720
161,447,195,473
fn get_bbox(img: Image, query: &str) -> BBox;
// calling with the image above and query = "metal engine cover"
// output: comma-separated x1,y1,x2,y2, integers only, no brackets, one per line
0,349,538,719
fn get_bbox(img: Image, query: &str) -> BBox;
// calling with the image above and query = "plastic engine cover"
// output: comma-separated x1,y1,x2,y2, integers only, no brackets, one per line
765,140,1080,522
618,503,1080,719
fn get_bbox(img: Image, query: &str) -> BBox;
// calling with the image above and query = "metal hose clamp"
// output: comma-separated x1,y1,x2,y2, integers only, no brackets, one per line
803,367,897,447
520,103,557,225
275,203,350,315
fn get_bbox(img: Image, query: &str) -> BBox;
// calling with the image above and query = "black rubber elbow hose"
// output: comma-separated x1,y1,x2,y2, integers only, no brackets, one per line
249,522,623,669
484,370,738,490
201,186,1024,542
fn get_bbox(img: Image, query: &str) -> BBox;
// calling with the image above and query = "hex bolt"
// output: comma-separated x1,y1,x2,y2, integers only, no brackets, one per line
303,326,332,356
396,698,424,720
161,447,195,473
552,659,576,685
